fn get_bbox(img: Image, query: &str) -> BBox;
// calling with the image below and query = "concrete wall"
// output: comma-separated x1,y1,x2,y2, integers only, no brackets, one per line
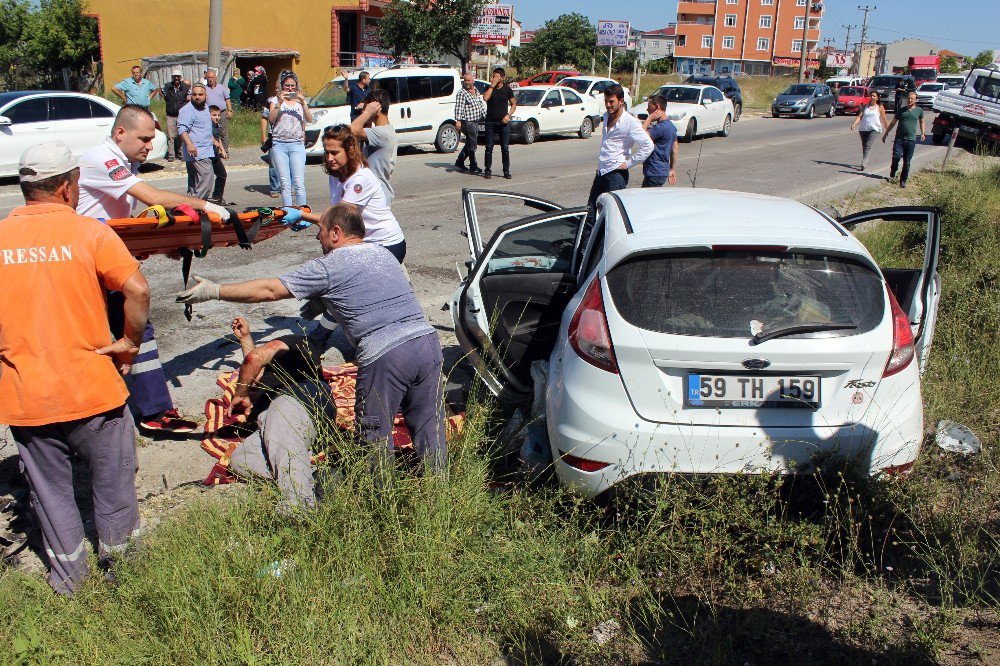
87,0,365,95
878,38,939,74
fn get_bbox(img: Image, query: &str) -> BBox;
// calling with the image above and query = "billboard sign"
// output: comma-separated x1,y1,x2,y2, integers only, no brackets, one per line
773,56,820,68
597,20,630,48
826,52,853,68
471,4,513,45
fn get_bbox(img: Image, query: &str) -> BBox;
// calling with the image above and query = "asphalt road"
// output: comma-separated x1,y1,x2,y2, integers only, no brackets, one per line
0,113,951,420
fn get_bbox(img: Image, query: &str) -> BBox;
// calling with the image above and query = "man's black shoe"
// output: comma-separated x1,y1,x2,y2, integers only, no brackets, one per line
470,167,483,174
503,172,512,179
453,161,466,171
484,170,492,179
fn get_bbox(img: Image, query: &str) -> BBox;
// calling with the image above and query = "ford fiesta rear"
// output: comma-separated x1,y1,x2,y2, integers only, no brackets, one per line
548,246,925,499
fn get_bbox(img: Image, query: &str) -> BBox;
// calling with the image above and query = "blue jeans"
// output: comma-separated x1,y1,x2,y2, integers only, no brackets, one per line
484,120,510,174
271,140,307,206
262,152,280,193
641,174,668,188
891,137,916,184
584,168,630,242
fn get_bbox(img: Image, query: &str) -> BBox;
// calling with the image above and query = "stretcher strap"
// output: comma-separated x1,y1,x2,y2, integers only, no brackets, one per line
179,248,194,322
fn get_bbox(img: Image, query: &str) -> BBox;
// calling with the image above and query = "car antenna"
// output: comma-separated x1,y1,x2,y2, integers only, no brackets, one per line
686,139,704,188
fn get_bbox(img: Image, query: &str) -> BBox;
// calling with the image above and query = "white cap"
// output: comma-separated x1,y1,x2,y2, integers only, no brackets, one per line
19,141,78,183
171,68,183,76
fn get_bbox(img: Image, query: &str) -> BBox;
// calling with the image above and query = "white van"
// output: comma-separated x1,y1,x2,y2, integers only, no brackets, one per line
826,76,864,89
304,65,463,155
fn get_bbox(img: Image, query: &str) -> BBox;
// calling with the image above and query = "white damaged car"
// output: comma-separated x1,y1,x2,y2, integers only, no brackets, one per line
452,188,941,498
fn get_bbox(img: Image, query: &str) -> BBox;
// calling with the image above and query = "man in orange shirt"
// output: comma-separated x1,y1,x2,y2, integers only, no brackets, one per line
0,141,151,595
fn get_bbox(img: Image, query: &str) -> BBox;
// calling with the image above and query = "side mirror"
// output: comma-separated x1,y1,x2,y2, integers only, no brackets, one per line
0,116,10,127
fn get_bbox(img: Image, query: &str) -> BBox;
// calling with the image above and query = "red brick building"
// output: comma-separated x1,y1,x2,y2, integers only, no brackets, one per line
674,0,823,76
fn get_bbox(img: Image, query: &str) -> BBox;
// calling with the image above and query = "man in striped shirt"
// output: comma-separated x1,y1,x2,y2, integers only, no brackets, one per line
453,73,485,174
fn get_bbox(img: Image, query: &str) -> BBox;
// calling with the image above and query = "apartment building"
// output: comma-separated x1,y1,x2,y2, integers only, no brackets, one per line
638,26,677,63
674,0,823,76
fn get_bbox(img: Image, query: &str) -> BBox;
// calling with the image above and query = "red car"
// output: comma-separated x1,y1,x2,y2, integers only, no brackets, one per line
834,85,872,116
513,70,581,88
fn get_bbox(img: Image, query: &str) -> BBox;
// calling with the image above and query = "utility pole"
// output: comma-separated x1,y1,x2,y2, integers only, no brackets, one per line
207,0,223,74
842,24,855,73
857,5,875,76
797,0,811,83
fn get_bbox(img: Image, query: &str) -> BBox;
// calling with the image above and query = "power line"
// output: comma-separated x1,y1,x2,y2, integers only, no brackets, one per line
864,25,998,46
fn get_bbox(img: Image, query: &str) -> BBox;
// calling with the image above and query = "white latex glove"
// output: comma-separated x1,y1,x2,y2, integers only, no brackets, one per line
203,201,231,221
175,276,222,304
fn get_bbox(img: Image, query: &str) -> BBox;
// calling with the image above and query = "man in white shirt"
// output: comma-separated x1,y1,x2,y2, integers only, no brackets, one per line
586,84,654,225
77,104,229,434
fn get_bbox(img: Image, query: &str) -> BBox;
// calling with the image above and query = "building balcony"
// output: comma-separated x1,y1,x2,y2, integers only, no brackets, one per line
677,0,717,16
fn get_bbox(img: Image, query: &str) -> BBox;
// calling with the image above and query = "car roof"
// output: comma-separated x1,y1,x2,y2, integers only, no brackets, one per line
561,75,610,82
374,66,455,76
516,85,560,91
659,84,711,90
0,90,73,106
601,189,870,264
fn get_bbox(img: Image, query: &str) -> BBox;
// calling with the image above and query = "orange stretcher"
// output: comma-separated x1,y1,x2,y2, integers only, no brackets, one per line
108,204,310,260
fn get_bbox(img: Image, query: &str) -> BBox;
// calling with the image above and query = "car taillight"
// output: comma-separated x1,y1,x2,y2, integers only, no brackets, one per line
559,451,611,472
882,288,914,377
568,277,618,374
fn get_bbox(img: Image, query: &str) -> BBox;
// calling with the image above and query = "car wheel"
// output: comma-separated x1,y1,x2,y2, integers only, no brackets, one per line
733,102,742,122
434,122,460,152
932,131,946,145
522,120,538,145
578,116,593,138
681,118,696,143
826,103,835,118
719,114,732,137
806,105,814,119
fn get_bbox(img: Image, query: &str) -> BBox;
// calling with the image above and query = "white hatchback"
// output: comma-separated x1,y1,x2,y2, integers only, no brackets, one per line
452,189,941,499
632,84,734,142
0,91,168,178
557,76,633,122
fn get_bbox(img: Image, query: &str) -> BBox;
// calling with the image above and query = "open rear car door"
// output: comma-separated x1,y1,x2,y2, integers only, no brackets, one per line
838,206,942,373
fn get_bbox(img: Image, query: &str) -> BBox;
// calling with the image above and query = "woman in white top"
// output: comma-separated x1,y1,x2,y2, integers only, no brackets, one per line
302,125,406,262
850,90,889,172
267,72,312,206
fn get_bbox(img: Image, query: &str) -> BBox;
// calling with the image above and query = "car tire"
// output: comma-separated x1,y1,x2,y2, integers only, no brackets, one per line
719,114,732,137
681,118,696,143
522,120,538,145
806,105,814,119
826,103,835,118
932,131,946,145
434,122,460,152
733,102,742,122
578,116,593,138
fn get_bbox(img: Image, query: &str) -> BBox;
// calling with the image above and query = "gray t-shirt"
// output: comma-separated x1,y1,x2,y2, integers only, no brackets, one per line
364,125,397,204
279,243,434,365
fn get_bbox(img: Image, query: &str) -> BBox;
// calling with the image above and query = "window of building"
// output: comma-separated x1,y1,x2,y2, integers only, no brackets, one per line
677,35,686,47
702,35,713,48
794,16,805,29
796,0,806,5
726,0,738,4
792,39,803,52
761,0,773,5
652,40,660,47
757,37,769,50
759,15,772,28
724,14,737,26
722,36,736,49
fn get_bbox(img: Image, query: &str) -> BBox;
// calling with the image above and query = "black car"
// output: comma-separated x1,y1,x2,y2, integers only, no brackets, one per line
868,75,916,111
684,76,743,121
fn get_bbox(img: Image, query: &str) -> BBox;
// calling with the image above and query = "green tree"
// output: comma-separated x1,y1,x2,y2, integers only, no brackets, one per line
970,49,994,69
528,13,597,71
0,0,32,90
645,56,674,74
612,49,637,74
378,0,486,71
509,42,542,73
24,0,100,71
939,56,962,74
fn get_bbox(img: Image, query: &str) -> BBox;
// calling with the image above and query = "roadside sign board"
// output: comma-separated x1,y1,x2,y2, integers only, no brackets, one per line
826,52,853,68
471,4,513,45
773,56,820,68
597,20,630,48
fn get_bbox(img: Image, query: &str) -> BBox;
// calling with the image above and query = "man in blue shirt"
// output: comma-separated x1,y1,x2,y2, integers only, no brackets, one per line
113,65,160,108
178,84,216,199
640,94,678,188
339,68,371,120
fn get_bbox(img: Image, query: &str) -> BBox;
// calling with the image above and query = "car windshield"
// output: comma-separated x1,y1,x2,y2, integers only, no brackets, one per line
781,85,815,96
560,79,591,93
606,250,885,339
310,79,349,107
911,68,937,80
840,87,866,96
869,76,898,88
515,89,546,106
655,86,701,104
918,84,944,91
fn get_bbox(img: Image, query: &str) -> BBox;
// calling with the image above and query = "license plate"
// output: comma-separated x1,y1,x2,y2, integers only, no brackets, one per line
960,125,981,135
778,108,791,112
686,373,821,408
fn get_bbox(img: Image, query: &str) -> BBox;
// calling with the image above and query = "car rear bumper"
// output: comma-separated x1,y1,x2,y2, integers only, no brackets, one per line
547,347,924,499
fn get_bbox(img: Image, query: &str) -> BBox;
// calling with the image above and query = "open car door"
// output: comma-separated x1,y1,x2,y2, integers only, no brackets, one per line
838,206,942,373
456,202,588,399
461,188,563,260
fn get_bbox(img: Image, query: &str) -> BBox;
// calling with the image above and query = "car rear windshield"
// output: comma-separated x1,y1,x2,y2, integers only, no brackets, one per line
840,87,866,96
869,76,899,88
656,87,701,104
516,89,545,106
606,250,885,339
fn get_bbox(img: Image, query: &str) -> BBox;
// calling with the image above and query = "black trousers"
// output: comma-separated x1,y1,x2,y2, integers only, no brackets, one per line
484,120,510,173
456,123,479,169
211,156,227,199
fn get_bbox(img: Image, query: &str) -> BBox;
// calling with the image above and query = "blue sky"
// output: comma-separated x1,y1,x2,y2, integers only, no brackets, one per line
514,0,997,56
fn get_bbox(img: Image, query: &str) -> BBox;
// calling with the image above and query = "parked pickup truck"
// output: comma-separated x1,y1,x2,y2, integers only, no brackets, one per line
931,66,1000,146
